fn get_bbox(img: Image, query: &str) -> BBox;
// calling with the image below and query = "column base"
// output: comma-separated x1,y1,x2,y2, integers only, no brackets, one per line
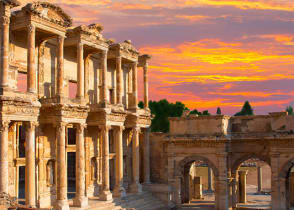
113,186,126,198
129,182,142,193
73,196,88,207
55,200,70,210
100,190,113,201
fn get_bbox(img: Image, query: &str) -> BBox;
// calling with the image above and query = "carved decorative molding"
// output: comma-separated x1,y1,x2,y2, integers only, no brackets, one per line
23,2,73,27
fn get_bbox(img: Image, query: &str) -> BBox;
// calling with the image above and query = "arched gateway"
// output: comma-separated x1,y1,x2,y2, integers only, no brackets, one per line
163,112,294,210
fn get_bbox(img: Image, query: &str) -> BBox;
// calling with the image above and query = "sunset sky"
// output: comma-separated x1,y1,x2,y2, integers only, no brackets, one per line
21,0,294,115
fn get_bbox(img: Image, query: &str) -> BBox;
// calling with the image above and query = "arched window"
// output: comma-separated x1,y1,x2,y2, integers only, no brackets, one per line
46,160,55,186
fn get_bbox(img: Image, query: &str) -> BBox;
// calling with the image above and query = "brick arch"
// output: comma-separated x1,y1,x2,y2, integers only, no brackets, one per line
279,157,294,179
176,155,219,177
231,153,271,173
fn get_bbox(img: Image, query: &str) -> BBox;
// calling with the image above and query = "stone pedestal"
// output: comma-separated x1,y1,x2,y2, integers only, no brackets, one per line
0,121,9,193
100,125,112,201
238,170,247,204
55,123,69,210
194,177,203,199
74,124,88,207
25,122,36,207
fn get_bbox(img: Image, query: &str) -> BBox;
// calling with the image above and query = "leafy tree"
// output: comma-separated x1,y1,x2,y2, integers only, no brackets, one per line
216,107,222,115
189,109,210,116
286,106,294,115
138,101,144,109
235,101,254,116
147,100,188,133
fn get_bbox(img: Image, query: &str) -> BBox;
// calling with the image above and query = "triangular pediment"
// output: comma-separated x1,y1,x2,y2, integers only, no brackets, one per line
23,2,72,27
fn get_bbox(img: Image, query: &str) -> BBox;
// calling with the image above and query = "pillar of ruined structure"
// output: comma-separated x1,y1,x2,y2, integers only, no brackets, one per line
194,176,203,199
113,126,125,197
208,167,213,192
100,125,112,201
130,127,142,193
257,166,262,194
27,24,36,93
74,124,88,207
25,122,37,207
0,121,9,194
55,123,69,210
132,62,138,108
238,170,248,203
101,51,108,104
290,172,294,206
143,127,151,183
116,56,122,105
77,43,84,99
143,63,149,109
57,36,64,96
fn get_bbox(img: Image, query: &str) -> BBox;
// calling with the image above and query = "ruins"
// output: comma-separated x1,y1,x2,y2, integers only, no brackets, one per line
0,1,157,209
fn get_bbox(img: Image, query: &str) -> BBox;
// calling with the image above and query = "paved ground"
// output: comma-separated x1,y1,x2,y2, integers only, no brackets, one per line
179,185,271,210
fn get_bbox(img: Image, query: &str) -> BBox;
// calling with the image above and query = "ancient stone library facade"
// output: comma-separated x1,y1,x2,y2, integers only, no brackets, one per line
0,1,152,209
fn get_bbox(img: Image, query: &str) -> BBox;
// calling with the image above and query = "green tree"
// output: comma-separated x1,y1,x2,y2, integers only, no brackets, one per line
235,101,254,116
147,100,188,133
286,106,294,115
138,101,144,109
216,107,221,115
189,109,210,116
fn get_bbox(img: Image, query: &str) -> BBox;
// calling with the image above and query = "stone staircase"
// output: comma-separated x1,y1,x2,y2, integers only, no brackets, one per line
70,191,166,210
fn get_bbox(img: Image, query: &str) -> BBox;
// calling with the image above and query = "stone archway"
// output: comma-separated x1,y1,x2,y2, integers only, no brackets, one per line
279,157,294,210
176,156,219,206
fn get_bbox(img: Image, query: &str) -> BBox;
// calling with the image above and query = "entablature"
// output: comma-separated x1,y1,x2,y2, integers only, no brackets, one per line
108,40,139,63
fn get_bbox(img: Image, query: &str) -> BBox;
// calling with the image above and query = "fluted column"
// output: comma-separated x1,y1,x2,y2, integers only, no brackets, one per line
132,62,138,108
57,36,64,96
0,14,10,89
55,122,69,210
101,50,108,104
116,56,123,105
77,42,84,99
143,64,149,109
0,121,9,193
27,24,36,93
25,122,37,207
143,127,150,183
74,124,88,207
257,166,262,194
130,127,141,193
114,126,125,197
100,125,112,201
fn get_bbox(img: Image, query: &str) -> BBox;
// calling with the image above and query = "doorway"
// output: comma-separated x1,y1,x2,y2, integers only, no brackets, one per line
67,152,76,199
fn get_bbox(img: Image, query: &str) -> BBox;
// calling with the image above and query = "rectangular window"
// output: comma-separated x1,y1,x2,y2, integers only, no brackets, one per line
17,72,27,92
67,127,76,145
18,125,25,158
68,81,77,99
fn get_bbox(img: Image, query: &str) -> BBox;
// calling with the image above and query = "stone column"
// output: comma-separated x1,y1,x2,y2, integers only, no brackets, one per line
25,122,37,207
84,55,90,100
130,127,141,193
74,124,88,207
208,167,213,192
113,126,125,197
257,166,262,194
77,42,84,99
231,176,238,209
55,123,69,210
132,62,138,108
0,121,9,194
100,125,112,201
0,11,10,89
290,172,294,206
143,64,149,109
143,127,150,183
238,170,247,204
101,50,108,104
27,24,36,93
116,56,123,105
194,177,203,199
57,36,64,96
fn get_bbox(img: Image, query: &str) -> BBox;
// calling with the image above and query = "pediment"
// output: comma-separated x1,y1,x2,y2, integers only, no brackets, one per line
23,2,72,27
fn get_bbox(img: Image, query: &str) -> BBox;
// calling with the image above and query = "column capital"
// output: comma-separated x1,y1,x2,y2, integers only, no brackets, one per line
143,63,149,70
27,24,36,33
75,123,87,133
101,50,108,58
57,35,65,43
24,121,38,131
0,16,9,25
238,170,248,176
0,120,10,131
99,125,111,132
114,125,125,132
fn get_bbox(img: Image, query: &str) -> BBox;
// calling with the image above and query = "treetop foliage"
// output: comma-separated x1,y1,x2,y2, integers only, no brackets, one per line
234,101,254,116
286,106,293,115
